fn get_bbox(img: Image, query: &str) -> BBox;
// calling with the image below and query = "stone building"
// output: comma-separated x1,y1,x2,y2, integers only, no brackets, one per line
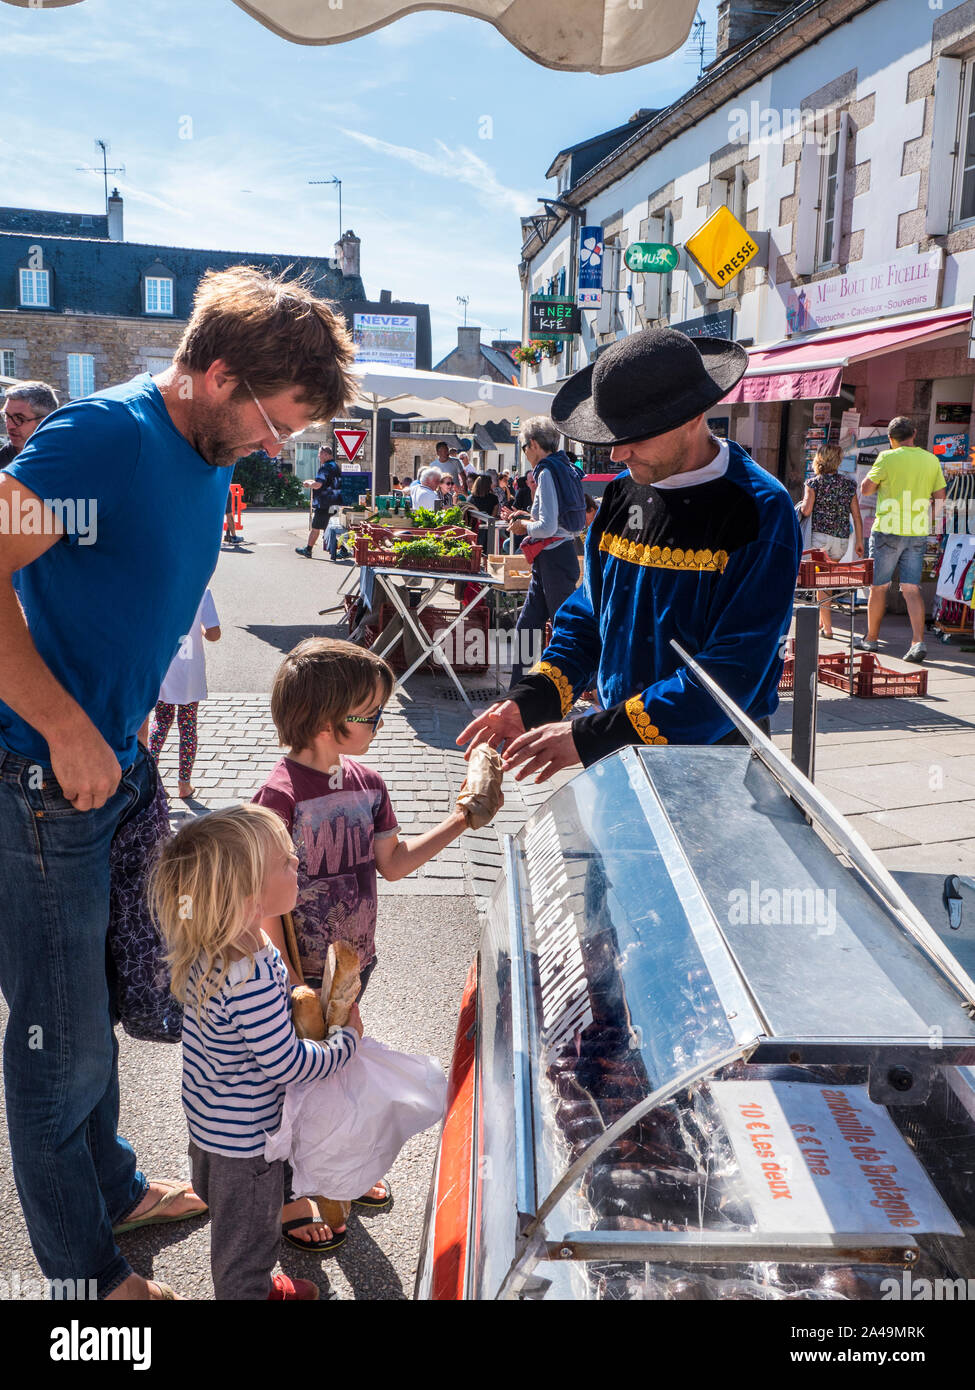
0,194,365,405
518,0,975,490
434,325,518,384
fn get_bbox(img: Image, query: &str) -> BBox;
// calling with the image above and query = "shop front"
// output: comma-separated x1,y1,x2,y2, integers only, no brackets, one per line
721,305,974,496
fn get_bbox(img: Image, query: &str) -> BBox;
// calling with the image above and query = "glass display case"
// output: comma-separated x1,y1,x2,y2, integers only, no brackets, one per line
416,742,975,1301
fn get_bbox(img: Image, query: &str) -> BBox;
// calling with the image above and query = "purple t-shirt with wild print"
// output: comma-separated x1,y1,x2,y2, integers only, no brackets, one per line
253,756,398,980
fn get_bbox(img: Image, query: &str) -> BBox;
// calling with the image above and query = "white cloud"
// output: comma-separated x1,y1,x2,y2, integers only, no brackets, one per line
341,128,538,218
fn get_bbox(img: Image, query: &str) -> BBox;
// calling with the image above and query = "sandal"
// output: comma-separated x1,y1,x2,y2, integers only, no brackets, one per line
353,1180,392,1209
113,1180,208,1236
281,1199,346,1255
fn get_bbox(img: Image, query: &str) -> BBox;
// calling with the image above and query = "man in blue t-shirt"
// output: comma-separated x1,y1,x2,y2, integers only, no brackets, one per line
0,264,356,1302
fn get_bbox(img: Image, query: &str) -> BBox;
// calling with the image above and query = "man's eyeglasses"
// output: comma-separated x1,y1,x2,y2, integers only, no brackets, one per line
1,409,42,428
346,706,384,733
244,381,302,443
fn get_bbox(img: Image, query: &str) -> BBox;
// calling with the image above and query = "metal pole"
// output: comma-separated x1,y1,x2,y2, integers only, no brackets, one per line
791,602,819,780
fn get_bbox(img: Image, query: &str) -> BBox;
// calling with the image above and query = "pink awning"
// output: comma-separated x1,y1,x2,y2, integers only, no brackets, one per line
722,309,972,404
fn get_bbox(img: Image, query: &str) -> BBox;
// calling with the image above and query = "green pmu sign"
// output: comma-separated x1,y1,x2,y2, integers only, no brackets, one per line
624,242,679,273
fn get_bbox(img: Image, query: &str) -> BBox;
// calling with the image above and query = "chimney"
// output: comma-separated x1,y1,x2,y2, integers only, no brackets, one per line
334,228,360,278
458,325,481,354
712,0,796,63
107,188,123,241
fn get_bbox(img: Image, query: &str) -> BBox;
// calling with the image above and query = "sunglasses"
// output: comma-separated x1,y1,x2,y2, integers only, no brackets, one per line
346,705,384,732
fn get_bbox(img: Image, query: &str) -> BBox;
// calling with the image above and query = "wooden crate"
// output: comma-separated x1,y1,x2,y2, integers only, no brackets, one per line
487,553,531,591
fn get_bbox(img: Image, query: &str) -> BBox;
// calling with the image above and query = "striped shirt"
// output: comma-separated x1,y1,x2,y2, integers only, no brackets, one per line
181,942,358,1157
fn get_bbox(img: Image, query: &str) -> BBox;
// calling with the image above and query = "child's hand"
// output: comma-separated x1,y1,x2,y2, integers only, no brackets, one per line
346,1002,363,1037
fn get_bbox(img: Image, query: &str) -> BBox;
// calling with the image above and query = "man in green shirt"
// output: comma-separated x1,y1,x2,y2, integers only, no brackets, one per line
858,416,946,663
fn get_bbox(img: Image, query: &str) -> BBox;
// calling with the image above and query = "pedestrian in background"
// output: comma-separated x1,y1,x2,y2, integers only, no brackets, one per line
799,445,863,639
858,416,946,663
0,381,59,466
296,445,342,558
149,588,221,800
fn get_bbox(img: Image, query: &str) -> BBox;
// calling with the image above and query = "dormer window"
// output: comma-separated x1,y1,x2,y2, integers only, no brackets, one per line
19,268,50,307
144,275,174,315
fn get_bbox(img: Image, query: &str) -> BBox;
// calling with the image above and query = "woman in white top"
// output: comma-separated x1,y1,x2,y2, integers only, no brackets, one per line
149,588,221,800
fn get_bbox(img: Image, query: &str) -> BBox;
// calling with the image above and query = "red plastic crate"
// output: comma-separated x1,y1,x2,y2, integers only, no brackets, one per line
778,637,795,691
816,651,928,698
797,549,874,590
353,537,483,573
368,603,489,673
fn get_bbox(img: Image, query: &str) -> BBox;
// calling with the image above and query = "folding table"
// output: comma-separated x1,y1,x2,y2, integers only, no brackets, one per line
369,565,506,709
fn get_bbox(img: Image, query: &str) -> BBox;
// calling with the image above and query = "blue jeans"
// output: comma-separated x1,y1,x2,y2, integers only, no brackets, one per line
0,744,158,1298
323,518,350,561
509,540,581,687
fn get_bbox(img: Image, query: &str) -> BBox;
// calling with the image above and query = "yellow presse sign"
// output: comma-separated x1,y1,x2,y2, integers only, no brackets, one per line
685,205,759,288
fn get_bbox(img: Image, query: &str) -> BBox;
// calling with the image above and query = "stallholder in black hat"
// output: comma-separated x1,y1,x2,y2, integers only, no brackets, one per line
551,327,748,445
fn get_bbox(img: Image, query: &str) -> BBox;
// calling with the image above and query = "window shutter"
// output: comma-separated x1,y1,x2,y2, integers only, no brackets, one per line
829,110,850,266
595,243,620,334
707,177,727,214
640,214,664,320
927,56,963,235
795,140,821,276
733,164,747,226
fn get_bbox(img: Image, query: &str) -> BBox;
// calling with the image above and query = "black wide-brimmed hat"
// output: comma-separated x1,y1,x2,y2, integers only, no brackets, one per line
551,328,748,445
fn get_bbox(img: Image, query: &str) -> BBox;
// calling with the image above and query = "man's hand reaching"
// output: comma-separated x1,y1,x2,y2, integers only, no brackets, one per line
500,721,582,784
456,699,526,758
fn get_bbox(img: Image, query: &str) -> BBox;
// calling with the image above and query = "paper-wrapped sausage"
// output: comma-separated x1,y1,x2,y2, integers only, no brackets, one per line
456,745,504,829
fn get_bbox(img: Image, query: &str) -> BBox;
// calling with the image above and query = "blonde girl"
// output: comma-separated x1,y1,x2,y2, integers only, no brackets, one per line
151,804,361,1302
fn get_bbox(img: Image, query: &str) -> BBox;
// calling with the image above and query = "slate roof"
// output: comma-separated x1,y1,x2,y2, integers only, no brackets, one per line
0,231,364,318
0,206,110,238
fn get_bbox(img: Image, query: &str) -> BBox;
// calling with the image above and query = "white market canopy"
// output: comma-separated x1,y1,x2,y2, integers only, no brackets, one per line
2,0,700,73
352,361,553,429
346,361,555,479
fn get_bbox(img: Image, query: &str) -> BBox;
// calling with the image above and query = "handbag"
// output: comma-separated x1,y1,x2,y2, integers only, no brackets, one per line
106,771,183,1043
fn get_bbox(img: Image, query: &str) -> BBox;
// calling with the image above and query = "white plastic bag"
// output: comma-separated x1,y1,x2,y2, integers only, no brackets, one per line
265,1036,447,1200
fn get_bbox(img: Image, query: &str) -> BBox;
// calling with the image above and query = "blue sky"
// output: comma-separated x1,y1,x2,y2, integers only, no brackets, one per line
1,0,719,361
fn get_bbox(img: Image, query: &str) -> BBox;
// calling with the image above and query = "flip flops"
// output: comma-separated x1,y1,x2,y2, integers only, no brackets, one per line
112,1180,208,1236
353,1180,392,1209
281,1199,346,1255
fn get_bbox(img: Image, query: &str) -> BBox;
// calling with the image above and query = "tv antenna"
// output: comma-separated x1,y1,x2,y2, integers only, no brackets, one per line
456,295,470,326
684,13,715,80
76,139,126,213
309,176,342,244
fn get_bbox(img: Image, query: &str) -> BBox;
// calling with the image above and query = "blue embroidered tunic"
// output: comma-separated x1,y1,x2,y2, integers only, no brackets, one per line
508,441,801,761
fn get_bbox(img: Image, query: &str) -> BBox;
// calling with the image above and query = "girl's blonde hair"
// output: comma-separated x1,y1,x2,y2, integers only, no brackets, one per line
813,445,843,475
150,804,294,1015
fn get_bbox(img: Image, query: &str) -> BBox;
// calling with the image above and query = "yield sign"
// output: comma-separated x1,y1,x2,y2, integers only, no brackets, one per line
334,428,368,462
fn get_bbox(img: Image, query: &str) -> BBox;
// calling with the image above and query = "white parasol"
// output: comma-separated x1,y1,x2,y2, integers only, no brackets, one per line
1,0,700,73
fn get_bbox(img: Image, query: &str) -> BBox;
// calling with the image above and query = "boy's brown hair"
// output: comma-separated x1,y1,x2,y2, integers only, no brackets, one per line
175,265,358,422
271,638,394,752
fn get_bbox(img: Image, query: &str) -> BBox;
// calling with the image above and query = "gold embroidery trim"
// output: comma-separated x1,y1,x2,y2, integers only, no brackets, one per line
599,531,729,573
625,696,668,746
531,661,575,716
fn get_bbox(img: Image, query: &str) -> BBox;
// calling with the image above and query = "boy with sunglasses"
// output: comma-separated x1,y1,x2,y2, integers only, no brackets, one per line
252,637,477,1252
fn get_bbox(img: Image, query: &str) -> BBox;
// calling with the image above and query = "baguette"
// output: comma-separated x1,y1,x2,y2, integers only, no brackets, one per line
324,940,361,1029
291,985,326,1041
456,744,504,829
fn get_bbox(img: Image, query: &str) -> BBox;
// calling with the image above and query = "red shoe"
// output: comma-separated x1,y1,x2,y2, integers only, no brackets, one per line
267,1273,320,1301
